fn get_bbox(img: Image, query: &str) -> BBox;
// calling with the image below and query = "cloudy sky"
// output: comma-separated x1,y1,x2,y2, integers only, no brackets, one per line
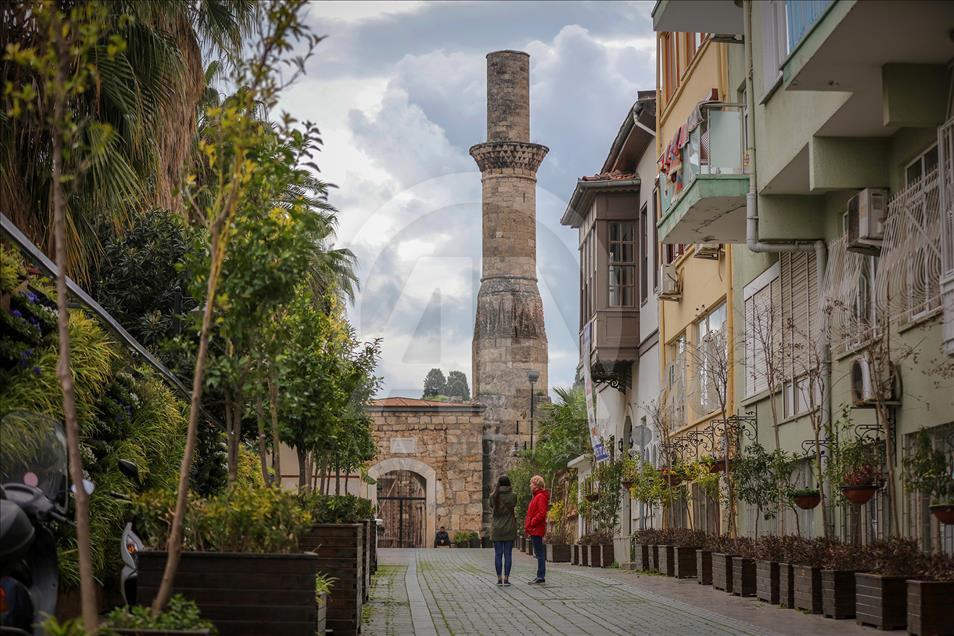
281,1,656,398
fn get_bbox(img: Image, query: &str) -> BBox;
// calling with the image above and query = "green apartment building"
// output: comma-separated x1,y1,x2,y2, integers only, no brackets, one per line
653,0,954,551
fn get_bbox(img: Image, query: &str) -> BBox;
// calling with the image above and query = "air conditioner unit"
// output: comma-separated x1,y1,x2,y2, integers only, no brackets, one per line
693,242,722,260
658,262,681,300
845,188,888,256
850,356,900,407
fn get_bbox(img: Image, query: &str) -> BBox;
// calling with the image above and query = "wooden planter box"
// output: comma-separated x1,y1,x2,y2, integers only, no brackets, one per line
571,544,580,565
711,553,736,592
600,543,615,568
111,631,211,636
855,573,908,630
546,544,571,563
657,545,675,576
138,551,320,636
821,570,857,619
634,544,651,571
731,557,756,597
580,544,590,566
793,564,822,614
526,539,534,556
756,561,779,605
369,520,378,575
300,523,365,636
362,520,372,602
673,546,698,579
649,545,660,572
907,579,954,636
696,550,712,585
778,563,795,608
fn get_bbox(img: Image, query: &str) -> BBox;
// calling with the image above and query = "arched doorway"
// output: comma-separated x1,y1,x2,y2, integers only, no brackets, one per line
377,470,426,548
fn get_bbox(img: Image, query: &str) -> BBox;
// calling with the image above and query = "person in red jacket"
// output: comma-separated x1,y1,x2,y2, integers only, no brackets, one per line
524,475,549,584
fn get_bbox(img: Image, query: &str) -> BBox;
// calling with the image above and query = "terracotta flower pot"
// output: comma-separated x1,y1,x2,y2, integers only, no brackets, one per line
840,484,880,505
793,493,821,510
928,503,954,525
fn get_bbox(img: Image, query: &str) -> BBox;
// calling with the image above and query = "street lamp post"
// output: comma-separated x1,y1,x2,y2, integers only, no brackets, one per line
527,369,539,451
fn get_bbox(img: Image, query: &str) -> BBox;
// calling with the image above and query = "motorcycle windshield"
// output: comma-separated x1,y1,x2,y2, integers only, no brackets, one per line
0,411,68,513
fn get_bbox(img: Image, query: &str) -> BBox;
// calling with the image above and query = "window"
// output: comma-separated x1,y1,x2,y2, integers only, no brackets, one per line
743,263,781,398
580,228,595,328
640,204,649,304
905,144,939,187
666,333,687,429
780,251,820,418
653,187,660,291
608,222,635,307
760,1,789,97
665,243,686,265
694,302,727,415
660,33,677,103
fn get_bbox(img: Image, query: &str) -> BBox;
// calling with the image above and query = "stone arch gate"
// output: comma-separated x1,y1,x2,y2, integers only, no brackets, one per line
368,457,437,548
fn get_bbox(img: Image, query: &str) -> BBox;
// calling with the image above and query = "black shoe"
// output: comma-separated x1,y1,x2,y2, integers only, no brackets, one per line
503,580,511,587
528,578,545,584
497,580,503,586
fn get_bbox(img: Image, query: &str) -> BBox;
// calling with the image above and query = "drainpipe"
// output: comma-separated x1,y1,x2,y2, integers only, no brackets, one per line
743,0,832,534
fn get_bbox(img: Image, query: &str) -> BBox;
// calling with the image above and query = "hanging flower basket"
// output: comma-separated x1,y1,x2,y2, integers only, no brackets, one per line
793,492,821,510
707,459,727,474
840,484,880,505
659,468,682,487
584,492,600,502
928,503,954,525
621,480,635,489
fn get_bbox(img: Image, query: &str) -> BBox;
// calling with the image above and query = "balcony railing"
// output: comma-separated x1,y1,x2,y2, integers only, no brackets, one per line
939,116,954,354
659,103,746,216
785,0,834,53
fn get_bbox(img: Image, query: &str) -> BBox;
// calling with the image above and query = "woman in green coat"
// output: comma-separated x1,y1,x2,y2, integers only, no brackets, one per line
490,475,517,586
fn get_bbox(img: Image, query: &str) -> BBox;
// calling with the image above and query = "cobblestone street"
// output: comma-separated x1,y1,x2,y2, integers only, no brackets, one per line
364,548,876,636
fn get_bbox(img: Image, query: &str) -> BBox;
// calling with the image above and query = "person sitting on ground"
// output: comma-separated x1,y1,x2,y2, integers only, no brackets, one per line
434,526,450,547
490,474,517,586
525,474,550,584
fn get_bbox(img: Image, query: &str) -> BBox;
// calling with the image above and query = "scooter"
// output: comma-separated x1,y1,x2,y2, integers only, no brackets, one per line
0,411,72,636
114,460,144,606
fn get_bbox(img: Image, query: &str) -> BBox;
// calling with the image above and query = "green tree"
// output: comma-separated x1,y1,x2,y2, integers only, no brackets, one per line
445,370,470,400
423,368,447,398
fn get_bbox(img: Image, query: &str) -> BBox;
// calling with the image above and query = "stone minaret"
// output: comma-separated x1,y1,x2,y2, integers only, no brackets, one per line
469,51,548,529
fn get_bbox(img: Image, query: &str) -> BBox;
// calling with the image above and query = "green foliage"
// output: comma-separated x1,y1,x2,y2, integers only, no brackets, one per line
422,368,447,398
732,443,797,522
903,429,954,504
300,493,374,524
453,531,470,545
134,482,313,553
627,460,664,509
587,459,623,537
445,370,470,401
40,617,87,636
104,594,216,633
315,573,335,599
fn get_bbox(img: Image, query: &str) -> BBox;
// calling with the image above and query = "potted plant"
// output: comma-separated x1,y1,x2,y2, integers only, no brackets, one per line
315,574,334,636
133,485,321,636
820,541,867,619
655,528,676,577
903,429,954,525
791,487,821,510
856,538,926,630
907,552,954,636
671,528,705,579
453,531,470,548
835,439,883,506
620,455,638,490
730,537,757,597
710,535,742,593
545,521,572,563
632,529,657,572
104,595,215,635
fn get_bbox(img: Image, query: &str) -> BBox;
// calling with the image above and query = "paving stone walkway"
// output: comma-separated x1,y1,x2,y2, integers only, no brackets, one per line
364,548,877,636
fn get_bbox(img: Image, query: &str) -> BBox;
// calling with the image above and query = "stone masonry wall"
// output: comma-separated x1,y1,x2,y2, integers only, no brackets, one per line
370,407,484,535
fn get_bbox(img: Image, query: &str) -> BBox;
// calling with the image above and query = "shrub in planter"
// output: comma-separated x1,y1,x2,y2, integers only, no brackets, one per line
855,538,927,630
789,538,836,614
732,555,757,597
453,531,470,547
820,541,868,619
709,535,753,593
754,535,788,605
133,485,320,636
104,595,215,635
907,553,954,636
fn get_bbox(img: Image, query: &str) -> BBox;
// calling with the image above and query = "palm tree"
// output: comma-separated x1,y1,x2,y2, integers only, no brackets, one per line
0,0,255,281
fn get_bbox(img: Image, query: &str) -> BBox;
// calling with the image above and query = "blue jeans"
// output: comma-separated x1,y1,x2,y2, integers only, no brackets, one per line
493,541,513,578
531,535,545,580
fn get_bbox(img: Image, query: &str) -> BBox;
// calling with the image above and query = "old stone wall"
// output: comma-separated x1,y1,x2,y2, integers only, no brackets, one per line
368,402,484,537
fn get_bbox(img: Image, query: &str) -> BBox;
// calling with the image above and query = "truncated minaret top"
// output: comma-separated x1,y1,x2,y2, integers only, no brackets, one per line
486,51,530,142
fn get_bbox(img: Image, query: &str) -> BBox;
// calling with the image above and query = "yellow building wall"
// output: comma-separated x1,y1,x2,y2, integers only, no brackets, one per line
656,33,735,433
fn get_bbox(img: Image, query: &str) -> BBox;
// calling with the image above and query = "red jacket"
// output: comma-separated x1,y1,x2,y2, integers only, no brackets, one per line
524,488,549,537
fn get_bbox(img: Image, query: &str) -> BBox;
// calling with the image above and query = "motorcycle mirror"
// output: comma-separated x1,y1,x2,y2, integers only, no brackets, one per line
71,480,95,495
117,459,141,484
